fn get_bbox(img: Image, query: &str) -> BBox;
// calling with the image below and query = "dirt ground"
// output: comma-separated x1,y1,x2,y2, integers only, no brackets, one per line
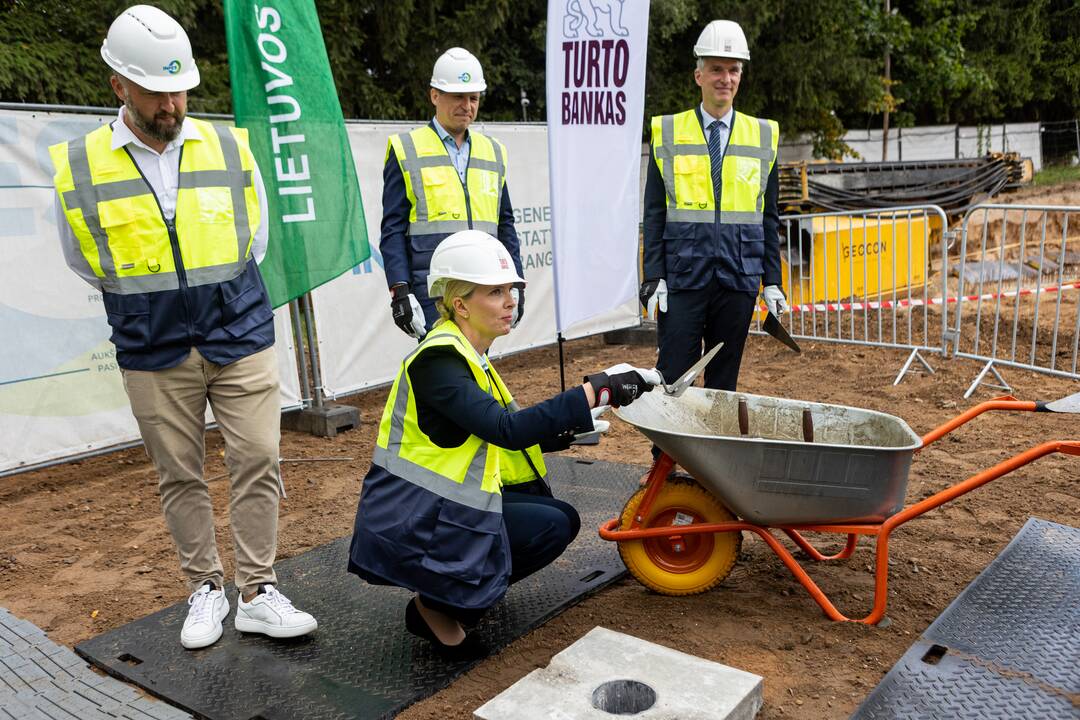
2,183,1078,719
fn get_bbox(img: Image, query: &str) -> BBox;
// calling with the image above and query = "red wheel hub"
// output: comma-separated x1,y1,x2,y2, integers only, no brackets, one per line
643,507,715,573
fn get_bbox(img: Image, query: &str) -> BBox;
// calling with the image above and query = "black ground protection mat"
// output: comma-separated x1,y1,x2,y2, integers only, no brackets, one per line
75,457,640,720
851,517,1080,719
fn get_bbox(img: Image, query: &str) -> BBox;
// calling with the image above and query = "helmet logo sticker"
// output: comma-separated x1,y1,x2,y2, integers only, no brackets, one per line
459,71,471,83
163,60,182,74
499,258,509,270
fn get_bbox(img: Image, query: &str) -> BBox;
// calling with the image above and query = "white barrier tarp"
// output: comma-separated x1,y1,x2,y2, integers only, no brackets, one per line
780,122,1043,170
311,121,639,398
0,109,301,474
546,0,650,332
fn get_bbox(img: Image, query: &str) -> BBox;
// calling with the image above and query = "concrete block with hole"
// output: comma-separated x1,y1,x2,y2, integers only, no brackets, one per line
474,626,763,720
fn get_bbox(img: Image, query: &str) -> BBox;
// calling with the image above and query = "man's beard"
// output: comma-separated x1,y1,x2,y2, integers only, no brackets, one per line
125,96,184,143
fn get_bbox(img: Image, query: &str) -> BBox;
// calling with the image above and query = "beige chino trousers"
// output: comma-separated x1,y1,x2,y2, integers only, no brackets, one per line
122,347,282,595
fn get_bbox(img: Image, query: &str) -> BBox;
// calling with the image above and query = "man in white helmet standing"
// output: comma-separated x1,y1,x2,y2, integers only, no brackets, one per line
380,47,525,339
640,20,788,397
50,5,316,650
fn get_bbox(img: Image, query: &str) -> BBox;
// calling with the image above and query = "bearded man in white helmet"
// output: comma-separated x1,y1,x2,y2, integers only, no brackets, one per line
49,5,316,650
640,20,788,398
380,47,525,339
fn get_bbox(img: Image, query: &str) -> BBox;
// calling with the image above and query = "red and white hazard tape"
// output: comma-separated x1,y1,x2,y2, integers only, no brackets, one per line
758,281,1080,314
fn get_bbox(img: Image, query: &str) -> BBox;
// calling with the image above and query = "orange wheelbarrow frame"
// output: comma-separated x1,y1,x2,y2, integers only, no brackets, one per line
599,396,1080,624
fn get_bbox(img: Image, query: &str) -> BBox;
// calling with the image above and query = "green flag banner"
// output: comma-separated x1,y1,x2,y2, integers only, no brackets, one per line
224,0,369,308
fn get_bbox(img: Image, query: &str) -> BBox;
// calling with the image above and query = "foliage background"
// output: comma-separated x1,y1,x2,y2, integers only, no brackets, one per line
1,0,1077,157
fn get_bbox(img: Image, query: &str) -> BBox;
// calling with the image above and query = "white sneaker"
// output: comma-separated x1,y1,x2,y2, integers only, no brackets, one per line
234,585,317,638
180,582,229,650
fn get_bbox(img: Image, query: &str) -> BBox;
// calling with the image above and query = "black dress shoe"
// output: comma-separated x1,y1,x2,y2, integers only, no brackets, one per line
404,599,489,660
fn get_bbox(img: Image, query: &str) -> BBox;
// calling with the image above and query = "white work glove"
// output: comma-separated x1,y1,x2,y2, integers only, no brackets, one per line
510,287,525,328
574,405,611,442
638,278,668,321
762,285,789,316
390,284,427,339
584,363,664,407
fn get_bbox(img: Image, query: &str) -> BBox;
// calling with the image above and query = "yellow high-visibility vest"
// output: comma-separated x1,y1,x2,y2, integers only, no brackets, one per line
373,320,546,512
387,126,506,237
49,117,260,295
651,110,779,225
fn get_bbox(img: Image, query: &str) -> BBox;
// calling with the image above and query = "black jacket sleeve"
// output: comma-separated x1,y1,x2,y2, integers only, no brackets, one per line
379,145,412,288
761,161,782,287
497,182,524,277
641,142,667,282
409,348,593,451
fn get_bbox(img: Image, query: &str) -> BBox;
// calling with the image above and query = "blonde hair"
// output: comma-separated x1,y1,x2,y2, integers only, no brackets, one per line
434,279,478,327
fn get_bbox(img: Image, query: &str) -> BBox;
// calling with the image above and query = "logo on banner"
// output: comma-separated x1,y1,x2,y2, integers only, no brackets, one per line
562,0,629,38
559,0,630,125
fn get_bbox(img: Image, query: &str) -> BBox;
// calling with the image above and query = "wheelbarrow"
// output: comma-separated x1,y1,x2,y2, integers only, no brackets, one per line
599,387,1080,624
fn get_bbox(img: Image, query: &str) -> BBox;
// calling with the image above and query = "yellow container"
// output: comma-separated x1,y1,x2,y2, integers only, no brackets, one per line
780,213,932,312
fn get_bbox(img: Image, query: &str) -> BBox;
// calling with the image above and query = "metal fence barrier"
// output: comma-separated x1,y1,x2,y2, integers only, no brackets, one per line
947,204,1080,397
755,205,951,384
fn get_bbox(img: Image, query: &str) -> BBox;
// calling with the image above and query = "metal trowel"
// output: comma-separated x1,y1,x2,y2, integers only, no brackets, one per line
762,311,801,353
661,342,724,397
1039,390,1080,413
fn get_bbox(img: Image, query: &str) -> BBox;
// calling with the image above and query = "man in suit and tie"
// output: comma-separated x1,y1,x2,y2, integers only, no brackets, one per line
640,19,788,394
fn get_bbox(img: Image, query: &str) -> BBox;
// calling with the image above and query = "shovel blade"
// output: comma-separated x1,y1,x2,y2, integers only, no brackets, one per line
1044,390,1080,413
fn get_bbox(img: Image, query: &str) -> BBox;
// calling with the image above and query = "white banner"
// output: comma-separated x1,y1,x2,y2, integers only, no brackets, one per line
0,109,301,475
311,121,639,398
0,107,641,474
546,0,650,331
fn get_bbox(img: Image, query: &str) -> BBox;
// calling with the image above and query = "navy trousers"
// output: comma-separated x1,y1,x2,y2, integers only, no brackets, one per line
422,491,580,625
656,277,758,392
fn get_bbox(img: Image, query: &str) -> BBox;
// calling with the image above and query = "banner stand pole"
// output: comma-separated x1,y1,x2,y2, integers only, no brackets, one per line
288,299,313,408
281,292,361,438
557,333,566,392
301,293,324,409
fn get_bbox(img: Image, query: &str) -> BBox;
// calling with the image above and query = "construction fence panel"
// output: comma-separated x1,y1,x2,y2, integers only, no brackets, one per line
0,108,302,476
948,204,1080,397
760,205,950,379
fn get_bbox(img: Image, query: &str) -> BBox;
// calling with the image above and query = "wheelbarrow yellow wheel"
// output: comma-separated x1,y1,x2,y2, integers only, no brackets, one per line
618,479,742,596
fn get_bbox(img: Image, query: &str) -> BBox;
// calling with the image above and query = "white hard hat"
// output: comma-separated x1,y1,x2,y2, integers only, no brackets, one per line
101,5,200,92
427,230,524,298
694,20,750,61
431,47,487,93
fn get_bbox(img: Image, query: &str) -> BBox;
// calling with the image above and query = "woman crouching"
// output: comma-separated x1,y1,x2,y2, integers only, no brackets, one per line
347,230,660,654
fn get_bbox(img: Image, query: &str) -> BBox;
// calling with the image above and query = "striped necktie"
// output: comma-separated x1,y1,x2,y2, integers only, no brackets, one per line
707,119,725,200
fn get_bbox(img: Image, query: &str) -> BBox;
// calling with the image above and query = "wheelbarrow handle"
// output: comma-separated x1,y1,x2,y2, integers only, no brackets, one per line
919,396,1035,448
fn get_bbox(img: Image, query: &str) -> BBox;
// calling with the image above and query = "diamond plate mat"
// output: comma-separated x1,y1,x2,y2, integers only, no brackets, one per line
75,457,640,720
852,517,1080,720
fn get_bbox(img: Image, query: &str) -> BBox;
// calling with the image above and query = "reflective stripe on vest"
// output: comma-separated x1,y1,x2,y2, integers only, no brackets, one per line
49,117,259,295
483,368,548,487
651,110,778,225
389,126,505,237
373,321,504,514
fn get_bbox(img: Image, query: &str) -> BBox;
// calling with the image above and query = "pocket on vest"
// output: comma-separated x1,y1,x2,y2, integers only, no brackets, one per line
219,272,273,338
102,292,151,349
420,500,502,586
739,224,765,275
662,223,696,276
409,233,442,266
420,167,464,220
